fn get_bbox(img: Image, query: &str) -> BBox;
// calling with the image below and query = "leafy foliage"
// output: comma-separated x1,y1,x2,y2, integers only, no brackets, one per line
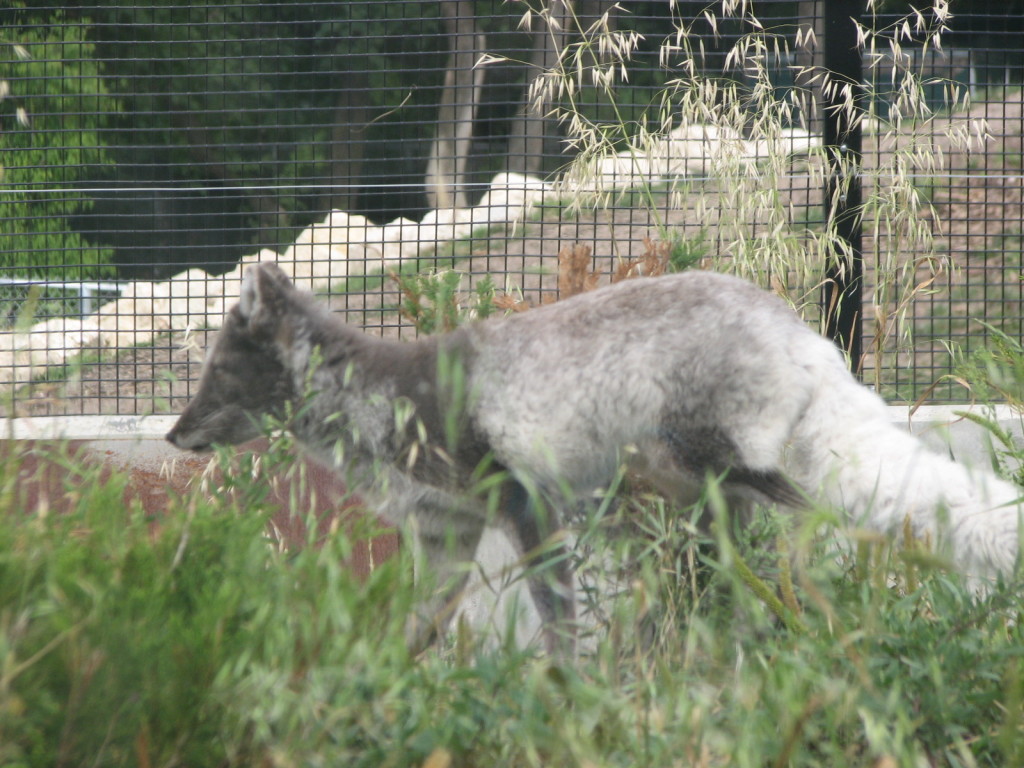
955,323,1024,410
394,270,508,334
0,15,117,279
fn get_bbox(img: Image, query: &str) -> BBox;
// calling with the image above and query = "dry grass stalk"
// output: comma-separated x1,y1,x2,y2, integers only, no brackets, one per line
524,0,994,399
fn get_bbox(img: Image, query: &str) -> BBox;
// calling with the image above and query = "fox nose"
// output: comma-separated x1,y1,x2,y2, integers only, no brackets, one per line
165,424,212,453
165,422,187,447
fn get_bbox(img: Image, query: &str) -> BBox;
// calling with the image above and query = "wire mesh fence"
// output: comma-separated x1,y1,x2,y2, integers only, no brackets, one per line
0,1,1021,419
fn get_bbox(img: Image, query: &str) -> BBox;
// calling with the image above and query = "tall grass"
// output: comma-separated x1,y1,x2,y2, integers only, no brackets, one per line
1,434,1023,766
508,0,988,395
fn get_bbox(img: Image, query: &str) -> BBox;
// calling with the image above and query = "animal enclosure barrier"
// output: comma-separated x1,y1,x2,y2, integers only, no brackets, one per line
0,1,1022,420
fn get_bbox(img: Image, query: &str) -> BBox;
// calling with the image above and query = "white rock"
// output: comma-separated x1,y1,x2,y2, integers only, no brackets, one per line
324,209,373,243
418,206,477,244
0,172,557,391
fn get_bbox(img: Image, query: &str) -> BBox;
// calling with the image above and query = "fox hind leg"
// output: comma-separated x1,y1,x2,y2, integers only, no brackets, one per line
659,425,806,509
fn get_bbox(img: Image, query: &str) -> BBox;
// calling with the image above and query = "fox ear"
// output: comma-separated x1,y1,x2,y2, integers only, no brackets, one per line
238,263,290,328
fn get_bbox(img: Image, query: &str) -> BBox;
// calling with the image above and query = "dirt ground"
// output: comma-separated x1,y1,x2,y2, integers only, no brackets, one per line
6,93,1022,420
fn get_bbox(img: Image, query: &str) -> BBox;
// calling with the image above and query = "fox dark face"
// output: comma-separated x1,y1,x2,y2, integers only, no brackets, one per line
166,265,299,452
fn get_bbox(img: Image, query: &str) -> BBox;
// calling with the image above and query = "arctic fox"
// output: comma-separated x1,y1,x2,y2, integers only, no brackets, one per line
167,262,1021,651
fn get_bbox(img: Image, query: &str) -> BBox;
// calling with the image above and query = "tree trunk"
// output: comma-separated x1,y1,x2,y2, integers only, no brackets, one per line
425,0,485,210
327,68,370,215
506,0,574,177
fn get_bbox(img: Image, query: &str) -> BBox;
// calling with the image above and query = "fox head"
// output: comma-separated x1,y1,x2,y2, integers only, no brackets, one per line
166,263,302,451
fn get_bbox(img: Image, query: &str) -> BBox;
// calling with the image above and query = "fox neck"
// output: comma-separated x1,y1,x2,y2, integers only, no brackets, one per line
282,322,481,478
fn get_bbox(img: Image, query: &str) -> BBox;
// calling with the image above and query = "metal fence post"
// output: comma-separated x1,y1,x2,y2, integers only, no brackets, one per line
821,1,864,372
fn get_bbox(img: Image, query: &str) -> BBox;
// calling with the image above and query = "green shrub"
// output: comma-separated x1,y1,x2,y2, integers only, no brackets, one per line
0,15,117,281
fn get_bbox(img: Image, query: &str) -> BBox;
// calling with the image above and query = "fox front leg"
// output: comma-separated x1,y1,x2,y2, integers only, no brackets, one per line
403,504,488,654
501,481,577,657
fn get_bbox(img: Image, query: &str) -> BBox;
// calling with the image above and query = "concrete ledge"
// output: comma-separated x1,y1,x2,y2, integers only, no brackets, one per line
3,404,1022,463
0,414,179,442
0,406,1021,506
890,404,1024,466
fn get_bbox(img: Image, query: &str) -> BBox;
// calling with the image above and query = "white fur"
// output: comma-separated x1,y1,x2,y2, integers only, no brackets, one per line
790,369,1021,581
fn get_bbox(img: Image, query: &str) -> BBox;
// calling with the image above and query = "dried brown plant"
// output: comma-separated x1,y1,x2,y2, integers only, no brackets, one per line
492,293,530,313
556,243,601,300
612,237,671,283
